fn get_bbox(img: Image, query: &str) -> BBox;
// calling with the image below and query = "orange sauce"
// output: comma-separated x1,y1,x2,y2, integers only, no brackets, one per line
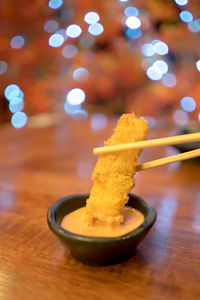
61,206,144,238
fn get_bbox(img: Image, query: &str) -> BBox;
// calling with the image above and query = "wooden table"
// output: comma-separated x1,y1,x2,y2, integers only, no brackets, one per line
0,117,200,300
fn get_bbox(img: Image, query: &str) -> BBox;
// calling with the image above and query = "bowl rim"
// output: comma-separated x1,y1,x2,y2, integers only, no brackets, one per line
47,193,157,243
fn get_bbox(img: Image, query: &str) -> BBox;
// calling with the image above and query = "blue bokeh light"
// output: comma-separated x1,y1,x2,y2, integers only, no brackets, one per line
48,0,63,9
153,60,168,74
64,102,81,115
44,20,59,33
162,73,176,87
198,113,200,122
125,28,142,40
72,109,88,121
154,41,168,55
49,33,64,47
10,36,25,49
179,11,193,23
125,16,141,29
84,12,100,24
66,24,82,38
187,20,200,32
88,23,104,36
175,0,188,5
173,109,188,126
141,43,155,57
146,66,162,81
4,84,20,100
9,97,24,113
180,96,196,112
11,112,28,129
73,68,89,81
196,60,200,72
66,88,86,105
0,61,7,75
62,45,78,58
8,89,24,101
124,6,139,17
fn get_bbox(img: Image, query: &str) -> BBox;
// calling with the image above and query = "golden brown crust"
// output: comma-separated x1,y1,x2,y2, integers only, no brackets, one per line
85,113,149,225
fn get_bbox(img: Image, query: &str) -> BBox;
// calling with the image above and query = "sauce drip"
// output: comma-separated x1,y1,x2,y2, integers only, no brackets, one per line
61,206,144,238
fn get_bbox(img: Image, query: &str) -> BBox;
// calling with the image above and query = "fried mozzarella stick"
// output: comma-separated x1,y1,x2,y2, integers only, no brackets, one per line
85,113,149,225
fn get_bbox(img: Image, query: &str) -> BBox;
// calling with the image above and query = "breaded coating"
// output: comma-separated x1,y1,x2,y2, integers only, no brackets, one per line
85,113,149,225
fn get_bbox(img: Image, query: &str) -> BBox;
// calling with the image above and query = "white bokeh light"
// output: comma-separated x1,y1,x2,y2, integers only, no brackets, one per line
66,24,82,38
84,12,100,24
154,41,168,55
73,68,89,82
153,60,168,74
66,88,86,105
196,60,200,72
146,66,162,80
141,43,155,57
88,23,104,36
125,16,141,29
175,0,188,5
49,33,64,47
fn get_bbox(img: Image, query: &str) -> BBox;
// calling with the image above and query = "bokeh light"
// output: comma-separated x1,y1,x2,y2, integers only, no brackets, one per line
125,16,141,29
10,36,25,49
196,60,200,72
187,21,200,33
154,41,168,55
173,109,189,126
141,43,155,57
64,102,81,115
0,61,7,75
175,0,188,5
84,12,100,24
56,29,67,40
124,6,139,17
161,73,176,87
49,33,64,47
9,97,24,113
66,88,86,105
88,23,104,36
44,20,58,33
118,0,129,2
8,89,24,101
125,28,142,40
11,112,28,129
66,24,82,38
179,11,193,23
72,109,88,120
73,68,89,82
146,66,162,80
4,84,20,101
48,0,63,9
180,96,196,112
198,113,200,122
90,113,108,131
153,60,168,74
62,45,78,58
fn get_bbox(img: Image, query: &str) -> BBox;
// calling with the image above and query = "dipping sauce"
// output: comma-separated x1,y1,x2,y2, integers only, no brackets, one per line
61,206,144,238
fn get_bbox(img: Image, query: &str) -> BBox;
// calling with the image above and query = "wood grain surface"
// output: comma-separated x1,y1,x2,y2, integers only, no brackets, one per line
0,117,199,300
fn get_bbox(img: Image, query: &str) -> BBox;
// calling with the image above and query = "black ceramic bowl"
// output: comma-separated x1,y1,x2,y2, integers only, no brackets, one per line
47,193,157,266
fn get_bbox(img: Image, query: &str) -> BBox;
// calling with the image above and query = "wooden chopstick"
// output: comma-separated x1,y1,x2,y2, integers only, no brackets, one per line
136,148,200,172
93,132,200,155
